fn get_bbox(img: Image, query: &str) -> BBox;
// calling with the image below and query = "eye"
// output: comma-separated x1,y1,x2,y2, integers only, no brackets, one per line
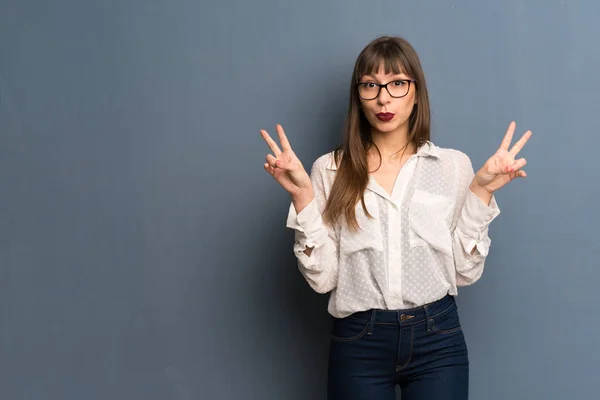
393,80,407,86
365,82,377,88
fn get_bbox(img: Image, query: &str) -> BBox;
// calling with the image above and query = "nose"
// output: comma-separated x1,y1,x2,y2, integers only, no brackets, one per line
377,86,391,104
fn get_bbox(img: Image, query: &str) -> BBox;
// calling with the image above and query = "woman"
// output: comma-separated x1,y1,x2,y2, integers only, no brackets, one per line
260,36,530,400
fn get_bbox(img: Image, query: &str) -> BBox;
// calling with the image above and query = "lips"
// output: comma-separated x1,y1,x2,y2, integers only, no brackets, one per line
376,113,395,122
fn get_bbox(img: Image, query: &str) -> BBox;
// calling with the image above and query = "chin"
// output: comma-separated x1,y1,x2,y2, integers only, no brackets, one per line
373,121,403,133
379,123,401,132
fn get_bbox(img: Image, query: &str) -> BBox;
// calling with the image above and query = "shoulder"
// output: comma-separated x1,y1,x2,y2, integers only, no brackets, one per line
424,141,473,169
423,142,476,188
310,150,339,173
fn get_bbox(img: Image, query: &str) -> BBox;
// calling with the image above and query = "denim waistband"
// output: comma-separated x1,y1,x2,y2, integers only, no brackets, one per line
347,295,457,326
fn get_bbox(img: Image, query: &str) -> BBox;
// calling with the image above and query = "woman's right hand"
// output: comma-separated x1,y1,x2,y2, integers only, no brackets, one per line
260,124,313,201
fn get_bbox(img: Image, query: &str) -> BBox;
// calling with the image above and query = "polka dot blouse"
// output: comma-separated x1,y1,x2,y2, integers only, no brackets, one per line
286,141,500,318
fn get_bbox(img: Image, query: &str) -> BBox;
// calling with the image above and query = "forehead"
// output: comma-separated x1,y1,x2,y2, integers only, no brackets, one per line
359,60,409,80
360,63,409,81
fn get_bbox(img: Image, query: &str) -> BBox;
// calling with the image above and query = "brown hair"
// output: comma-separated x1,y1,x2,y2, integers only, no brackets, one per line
322,36,431,231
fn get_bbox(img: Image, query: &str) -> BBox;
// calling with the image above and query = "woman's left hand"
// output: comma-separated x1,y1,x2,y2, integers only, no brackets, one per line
472,121,532,194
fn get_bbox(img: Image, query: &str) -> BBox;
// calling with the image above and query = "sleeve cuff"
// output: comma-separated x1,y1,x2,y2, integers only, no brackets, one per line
458,231,491,257
457,190,500,253
286,198,326,248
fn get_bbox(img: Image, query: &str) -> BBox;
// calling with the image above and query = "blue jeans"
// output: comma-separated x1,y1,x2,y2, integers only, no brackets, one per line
327,295,469,400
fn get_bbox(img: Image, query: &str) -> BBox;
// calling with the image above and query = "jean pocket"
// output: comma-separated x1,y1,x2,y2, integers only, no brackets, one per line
331,316,371,342
430,305,463,335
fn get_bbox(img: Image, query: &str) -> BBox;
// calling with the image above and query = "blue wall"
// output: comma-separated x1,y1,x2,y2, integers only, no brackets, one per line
1,1,598,399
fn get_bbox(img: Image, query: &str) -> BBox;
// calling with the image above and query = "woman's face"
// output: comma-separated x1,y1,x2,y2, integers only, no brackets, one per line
358,64,417,137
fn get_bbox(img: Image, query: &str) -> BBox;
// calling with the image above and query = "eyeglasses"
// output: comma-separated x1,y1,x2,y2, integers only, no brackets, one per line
357,79,416,100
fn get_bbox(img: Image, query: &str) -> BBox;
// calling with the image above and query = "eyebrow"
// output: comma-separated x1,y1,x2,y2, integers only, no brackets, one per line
359,74,409,83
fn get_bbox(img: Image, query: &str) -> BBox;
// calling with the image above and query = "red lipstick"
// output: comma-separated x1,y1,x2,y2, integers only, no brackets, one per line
376,113,395,122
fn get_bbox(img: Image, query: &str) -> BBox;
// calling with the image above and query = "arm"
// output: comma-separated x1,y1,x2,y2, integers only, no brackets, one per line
451,121,531,285
286,159,339,294
450,153,501,286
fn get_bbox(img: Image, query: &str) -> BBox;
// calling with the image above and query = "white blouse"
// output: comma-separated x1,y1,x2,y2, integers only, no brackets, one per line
286,141,501,318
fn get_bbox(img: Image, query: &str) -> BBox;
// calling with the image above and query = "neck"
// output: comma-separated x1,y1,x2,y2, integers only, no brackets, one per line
370,126,415,159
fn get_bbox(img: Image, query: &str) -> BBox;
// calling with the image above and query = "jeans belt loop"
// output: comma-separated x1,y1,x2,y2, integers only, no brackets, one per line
367,310,376,335
423,305,433,332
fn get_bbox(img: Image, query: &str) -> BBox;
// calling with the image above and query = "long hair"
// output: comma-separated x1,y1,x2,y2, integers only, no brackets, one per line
322,36,431,231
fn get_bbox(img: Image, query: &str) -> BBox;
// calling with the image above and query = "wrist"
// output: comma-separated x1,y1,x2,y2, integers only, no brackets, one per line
469,182,493,195
469,181,493,206
291,188,314,213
